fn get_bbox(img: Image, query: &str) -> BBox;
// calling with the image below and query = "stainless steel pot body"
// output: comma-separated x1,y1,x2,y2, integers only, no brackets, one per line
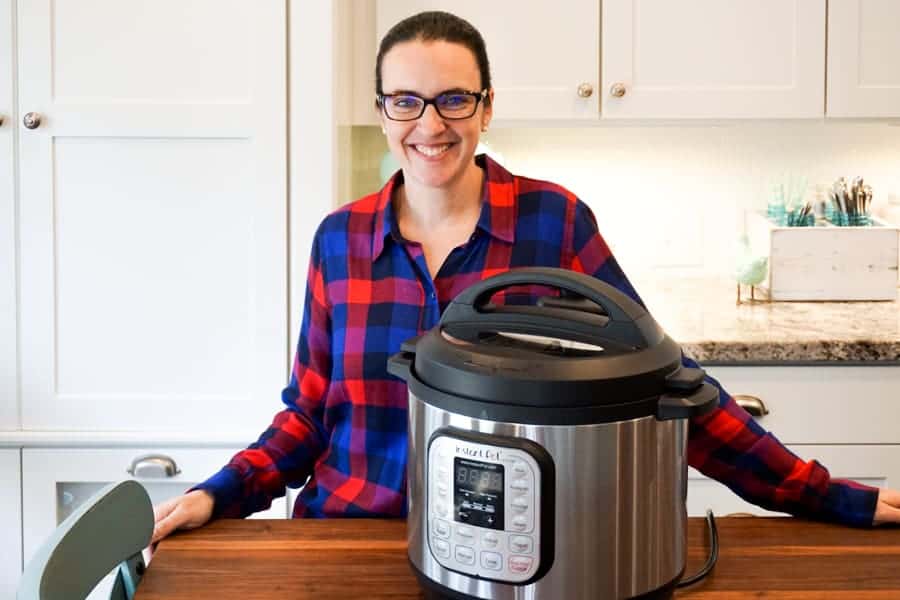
408,392,689,600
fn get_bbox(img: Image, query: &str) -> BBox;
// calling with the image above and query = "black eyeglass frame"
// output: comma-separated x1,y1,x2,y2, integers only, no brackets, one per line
376,89,489,121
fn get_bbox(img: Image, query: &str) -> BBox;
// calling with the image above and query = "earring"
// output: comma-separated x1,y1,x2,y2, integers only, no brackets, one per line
381,126,387,134
481,125,488,133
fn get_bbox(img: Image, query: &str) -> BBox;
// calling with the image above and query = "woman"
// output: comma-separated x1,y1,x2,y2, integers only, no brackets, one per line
152,11,900,542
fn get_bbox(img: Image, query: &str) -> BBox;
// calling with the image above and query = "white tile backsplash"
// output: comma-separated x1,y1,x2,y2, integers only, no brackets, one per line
348,121,900,279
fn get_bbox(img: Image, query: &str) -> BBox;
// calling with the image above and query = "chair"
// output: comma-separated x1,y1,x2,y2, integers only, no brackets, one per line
17,480,154,600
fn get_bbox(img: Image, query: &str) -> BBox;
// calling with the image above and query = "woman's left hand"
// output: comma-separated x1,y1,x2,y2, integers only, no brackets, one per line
873,488,900,525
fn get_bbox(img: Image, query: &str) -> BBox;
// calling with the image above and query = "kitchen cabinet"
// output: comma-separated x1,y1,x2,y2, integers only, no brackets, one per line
687,366,900,517
602,0,826,118
827,0,900,117
0,0,15,431
364,0,829,121
16,0,287,432
374,0,600,121
19,447,289,600
0,449,21,600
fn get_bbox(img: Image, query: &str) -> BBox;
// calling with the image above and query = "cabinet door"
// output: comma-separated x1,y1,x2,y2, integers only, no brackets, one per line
22,447,288,600
689,444,899,518
602,0,826,118
0,0,15,431
827,0,900,117
704,366,900,445
17,0,287,431
0,449,21,600
375,0,600,120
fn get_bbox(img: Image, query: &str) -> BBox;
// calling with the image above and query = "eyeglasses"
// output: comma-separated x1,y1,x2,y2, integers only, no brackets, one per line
376,89,488,121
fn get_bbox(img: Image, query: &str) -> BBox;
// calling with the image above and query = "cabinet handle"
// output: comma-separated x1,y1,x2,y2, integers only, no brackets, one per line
23,112,42,129
734,394,769,418
577,83,594,98
127,454,181,478
609,83,627,98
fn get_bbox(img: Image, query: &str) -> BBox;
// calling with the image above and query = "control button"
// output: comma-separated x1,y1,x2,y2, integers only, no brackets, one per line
481,551,503,571
432,538,451,559
432,518,451,539
482,532,500,549
512,461,529,476
509,535,533,554
511,478,529,492
435,503,449,517
511,515,528,531
437,467,449,479
509,555,534,573
455,545,476,565
456,525,474,540
511,496,529,512
437,483,448,496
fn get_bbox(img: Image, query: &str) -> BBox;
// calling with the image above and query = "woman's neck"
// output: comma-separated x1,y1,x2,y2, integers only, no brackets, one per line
395,161,484,237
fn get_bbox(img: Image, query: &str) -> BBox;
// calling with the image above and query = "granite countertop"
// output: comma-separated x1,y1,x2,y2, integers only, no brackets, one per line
631,277,900,364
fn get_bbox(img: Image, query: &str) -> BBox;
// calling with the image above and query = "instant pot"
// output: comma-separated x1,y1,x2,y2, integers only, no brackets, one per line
388,268,718,600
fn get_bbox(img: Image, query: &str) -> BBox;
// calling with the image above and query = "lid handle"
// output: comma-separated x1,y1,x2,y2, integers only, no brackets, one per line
440,267,658,351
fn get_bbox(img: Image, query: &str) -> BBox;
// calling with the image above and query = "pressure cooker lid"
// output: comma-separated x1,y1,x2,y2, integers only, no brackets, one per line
401,267,689,409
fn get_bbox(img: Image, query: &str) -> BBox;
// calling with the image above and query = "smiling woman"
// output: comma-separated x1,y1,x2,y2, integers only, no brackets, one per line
150,10,900,590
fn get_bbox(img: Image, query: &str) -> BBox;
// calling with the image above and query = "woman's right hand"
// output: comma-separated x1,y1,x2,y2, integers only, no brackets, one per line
151,489,215,544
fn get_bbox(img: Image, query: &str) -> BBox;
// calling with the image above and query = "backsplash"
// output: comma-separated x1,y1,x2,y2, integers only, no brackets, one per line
344,122,900,278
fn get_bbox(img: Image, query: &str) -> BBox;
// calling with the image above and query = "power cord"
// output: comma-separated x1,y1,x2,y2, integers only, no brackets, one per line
676,509,719,588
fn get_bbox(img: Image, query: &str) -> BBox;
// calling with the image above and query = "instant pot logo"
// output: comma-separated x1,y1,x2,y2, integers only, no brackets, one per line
456,445,501,461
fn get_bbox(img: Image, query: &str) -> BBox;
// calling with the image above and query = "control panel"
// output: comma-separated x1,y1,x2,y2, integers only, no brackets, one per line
427,433,544,583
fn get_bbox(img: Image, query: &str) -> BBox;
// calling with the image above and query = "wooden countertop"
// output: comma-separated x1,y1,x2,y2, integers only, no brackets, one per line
136,517,900,599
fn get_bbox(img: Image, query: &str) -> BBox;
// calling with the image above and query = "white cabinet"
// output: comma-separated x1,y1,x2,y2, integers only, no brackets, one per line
20,447,289,599
602,0,826,118
827,0,900,117
16,0,288,432
375,0,600,121
0,0,16,431
0,449,21,600
363,0,900,121
687,366,900,517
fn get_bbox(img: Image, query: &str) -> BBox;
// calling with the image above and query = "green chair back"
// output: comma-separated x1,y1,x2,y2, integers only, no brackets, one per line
17,480,153,600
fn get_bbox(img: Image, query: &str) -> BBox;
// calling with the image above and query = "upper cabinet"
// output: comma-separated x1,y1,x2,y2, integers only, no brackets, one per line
0,0,15,431
357,0,900,122
827,0,900,117
375,0,600,121
15,0,288,432
602,0,825,119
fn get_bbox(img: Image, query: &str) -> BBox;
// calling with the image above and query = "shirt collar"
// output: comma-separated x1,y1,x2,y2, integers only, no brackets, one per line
372,154,517,261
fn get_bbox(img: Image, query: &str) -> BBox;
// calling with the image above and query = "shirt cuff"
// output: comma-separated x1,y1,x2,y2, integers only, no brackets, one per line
820,479,879,527
188,466,245,519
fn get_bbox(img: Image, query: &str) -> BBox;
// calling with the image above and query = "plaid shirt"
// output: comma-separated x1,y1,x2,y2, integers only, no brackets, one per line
196,155,877,526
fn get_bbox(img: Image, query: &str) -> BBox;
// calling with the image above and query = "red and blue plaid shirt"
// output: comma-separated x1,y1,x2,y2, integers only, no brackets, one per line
196,155,877,526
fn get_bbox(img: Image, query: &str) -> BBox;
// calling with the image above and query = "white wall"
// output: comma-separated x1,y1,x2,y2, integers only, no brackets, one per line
349,122,900,278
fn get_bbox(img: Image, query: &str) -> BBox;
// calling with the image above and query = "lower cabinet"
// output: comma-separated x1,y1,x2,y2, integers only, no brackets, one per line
0,449,21,600
688,444,900,518
688,365,900,518
19,447,289,600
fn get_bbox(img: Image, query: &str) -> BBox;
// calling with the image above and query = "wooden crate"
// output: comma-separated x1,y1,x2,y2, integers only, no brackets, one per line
746,211,899,301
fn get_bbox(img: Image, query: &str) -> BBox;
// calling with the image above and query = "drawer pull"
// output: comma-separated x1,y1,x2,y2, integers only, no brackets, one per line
127,454,181,478
734,394,769,417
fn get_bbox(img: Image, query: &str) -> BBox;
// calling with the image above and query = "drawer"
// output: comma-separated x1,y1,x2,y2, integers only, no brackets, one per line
704,366,900,444
688,443,900,517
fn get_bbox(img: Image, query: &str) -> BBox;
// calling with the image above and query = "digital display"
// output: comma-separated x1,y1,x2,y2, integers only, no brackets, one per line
456,464,503,492
453,458,504,530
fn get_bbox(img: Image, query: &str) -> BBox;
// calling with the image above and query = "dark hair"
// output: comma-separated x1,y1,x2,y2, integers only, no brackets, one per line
375,11,492,100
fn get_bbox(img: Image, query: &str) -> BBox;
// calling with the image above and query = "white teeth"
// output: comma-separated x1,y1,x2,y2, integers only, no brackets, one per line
414,144,451,157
